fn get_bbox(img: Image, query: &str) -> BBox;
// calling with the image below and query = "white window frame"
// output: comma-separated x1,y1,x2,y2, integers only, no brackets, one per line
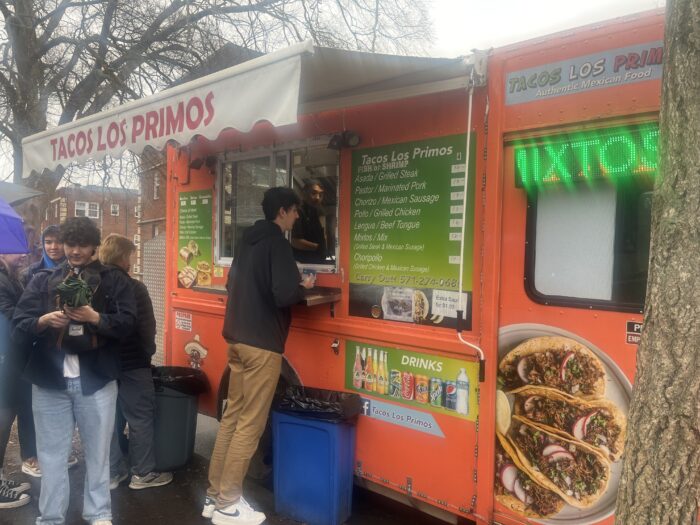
88,202,100,219
134,205,141,218
133,234,141,246
76,201,100,219
74,201,88,217
153,175,160,200
111,203,120,216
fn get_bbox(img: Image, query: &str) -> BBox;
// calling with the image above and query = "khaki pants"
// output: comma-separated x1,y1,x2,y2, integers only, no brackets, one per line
207,343,282,508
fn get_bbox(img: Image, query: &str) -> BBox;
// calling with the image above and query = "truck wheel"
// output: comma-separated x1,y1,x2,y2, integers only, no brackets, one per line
215,359,299,486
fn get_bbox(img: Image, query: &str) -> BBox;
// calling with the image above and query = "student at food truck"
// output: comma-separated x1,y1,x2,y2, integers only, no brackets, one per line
204,187,315,525
291,179,328,264
99,234,173,491
0,253,32,509
12,217,136,525
19,225,77,479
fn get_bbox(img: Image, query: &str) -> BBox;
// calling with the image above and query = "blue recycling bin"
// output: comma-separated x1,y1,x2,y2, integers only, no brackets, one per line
272,411,356,525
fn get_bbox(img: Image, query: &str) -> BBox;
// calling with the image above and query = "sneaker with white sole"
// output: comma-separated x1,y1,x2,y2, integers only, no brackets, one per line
68,454,79,469
109,472,129,490
21,458,41,478
0,485,31,509
0,479,31,494
22,455,78,478
128,471,173,490
211,500,266,525
92,520,112,525
202,496,216,518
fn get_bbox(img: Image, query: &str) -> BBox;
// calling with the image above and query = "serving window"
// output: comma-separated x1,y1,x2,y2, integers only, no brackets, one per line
217,143,339,270
513,123,657,312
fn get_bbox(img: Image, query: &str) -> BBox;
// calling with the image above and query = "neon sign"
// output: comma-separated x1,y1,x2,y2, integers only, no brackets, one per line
514,123,659,189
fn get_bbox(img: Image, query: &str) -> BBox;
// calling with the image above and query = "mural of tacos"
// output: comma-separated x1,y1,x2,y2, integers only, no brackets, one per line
499,336,606,398
495,432,566,518
511,385,627,462
505,415,611,509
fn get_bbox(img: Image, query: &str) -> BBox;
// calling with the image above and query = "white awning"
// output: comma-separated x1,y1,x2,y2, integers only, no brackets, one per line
22,42,484,178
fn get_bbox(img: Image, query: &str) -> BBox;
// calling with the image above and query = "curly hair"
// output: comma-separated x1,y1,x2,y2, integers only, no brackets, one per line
59,217,101,246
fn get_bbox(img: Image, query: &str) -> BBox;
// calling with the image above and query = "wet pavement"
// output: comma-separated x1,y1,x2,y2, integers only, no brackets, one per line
1,415,450,525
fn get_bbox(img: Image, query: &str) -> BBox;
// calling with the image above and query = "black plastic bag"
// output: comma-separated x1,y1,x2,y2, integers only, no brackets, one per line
152,366,209,396
277,385,362,423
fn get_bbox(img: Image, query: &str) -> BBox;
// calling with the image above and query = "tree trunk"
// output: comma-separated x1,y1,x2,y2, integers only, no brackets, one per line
615,0,700,523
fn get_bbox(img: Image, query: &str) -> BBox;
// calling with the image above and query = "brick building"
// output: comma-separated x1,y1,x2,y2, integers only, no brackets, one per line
41,184,141,269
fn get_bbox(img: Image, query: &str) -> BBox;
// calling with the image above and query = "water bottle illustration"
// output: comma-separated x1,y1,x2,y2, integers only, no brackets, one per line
455,368,469,416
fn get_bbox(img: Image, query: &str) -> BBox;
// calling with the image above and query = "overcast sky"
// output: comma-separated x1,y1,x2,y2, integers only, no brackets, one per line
427,0,665,57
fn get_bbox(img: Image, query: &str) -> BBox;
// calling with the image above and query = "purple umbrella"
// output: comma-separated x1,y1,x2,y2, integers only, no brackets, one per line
0,197,28,254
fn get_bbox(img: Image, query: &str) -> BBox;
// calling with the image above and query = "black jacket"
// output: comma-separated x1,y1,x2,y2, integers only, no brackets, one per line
110,266,156,371
0,266,22,322
12,260,137,395
0,266,24,405
20,259,56,288
222,220,303,353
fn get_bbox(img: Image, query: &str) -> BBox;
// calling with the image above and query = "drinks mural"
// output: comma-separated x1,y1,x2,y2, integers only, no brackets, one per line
177,189,213,288
349,135,476,329
345,340,479,424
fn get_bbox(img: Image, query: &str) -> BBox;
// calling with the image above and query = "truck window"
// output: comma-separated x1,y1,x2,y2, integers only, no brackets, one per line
290,147,339,269
514,123,657,312
217,145,339,269
219,154,289,260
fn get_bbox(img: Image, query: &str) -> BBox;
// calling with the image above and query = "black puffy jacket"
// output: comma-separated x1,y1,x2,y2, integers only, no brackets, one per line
12,260,137,395
109,266,156,371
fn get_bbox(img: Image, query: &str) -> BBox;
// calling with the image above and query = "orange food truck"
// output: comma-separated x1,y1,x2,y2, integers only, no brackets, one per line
21,8,665,524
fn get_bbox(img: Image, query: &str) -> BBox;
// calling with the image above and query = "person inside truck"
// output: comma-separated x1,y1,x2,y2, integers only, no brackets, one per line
291,179,328,264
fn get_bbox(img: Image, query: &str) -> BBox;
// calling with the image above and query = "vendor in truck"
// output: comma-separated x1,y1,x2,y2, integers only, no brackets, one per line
291,179,328,264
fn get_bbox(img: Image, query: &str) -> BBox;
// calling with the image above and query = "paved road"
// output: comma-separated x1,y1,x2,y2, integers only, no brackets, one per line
2,415,450,525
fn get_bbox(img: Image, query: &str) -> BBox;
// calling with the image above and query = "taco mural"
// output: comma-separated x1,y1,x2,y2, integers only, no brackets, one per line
496,335,629,520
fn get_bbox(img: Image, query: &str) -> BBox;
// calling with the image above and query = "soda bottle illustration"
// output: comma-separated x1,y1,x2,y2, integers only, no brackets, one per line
352,346,363,389
361,348,367,388
364,348,375,392
456,368,469,416
380,351,389,394
372,349,379,390
375,351,384,395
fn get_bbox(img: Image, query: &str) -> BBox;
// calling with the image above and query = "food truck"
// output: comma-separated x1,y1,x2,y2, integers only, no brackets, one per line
22,8,665,524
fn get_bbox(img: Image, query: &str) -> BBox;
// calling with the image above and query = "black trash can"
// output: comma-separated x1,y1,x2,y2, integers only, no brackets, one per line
152,366,209,471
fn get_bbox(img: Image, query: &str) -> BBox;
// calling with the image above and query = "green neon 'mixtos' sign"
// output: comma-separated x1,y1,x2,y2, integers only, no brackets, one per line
514,123,659,189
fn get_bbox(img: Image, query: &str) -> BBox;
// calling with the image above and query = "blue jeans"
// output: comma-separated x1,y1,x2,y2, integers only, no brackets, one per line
33,379,117,525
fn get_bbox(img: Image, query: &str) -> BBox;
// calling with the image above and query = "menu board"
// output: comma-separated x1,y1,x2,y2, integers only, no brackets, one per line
176,190,213,288
349,135,475,328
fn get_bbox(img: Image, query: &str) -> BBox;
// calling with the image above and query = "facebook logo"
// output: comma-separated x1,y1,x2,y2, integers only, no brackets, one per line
360,397,371,416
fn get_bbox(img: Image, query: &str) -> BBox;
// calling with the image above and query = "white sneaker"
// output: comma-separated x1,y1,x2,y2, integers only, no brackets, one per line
202,496,216,518
211,500,266,525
